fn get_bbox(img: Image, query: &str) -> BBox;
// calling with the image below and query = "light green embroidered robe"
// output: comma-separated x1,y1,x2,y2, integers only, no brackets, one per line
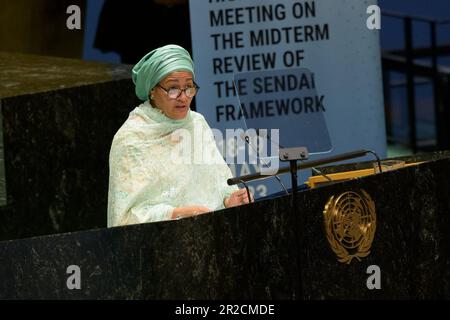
107,101,237,227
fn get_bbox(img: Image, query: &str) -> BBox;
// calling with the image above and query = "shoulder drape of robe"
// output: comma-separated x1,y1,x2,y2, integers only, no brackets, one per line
107,101,237,227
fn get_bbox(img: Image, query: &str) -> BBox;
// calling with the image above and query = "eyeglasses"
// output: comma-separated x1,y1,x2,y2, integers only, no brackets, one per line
157,83,199,99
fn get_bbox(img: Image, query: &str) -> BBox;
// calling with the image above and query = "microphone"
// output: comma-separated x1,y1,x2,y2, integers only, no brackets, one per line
227,149,377,186
258,130,334,184
239,133,289,196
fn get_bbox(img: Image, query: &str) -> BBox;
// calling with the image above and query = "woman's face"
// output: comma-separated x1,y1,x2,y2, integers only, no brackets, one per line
151,71,194,120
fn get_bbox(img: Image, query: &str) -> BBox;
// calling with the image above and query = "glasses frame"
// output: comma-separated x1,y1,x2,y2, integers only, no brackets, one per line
156,82,200,99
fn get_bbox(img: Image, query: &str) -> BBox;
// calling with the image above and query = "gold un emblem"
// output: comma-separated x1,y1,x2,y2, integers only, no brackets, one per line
323,190,376,264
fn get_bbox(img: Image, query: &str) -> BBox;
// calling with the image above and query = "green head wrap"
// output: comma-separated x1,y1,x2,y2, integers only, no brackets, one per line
132,44,195,101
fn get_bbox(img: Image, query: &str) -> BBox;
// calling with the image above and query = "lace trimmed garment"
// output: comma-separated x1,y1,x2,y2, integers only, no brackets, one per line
107,101,237,227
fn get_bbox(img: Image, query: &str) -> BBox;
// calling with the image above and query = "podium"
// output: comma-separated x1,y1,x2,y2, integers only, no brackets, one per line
1,151,450,299
0,52,137,241
1,53,450,299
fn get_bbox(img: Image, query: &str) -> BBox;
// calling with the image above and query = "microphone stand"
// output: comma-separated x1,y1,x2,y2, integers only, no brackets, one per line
279,147,309,205
241,134,289,196
228,149,377,187
258,131,334,196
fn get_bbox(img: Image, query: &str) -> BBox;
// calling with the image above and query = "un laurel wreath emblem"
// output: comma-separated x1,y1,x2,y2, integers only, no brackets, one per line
323,190,376,264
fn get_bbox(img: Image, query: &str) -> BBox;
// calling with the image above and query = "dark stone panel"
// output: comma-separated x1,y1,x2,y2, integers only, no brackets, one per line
0,227,144,299
0,71,139,241
0,156,449,299
0,52,131,99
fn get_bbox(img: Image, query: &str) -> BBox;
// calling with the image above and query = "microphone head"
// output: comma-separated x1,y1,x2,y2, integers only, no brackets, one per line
240,132,250,143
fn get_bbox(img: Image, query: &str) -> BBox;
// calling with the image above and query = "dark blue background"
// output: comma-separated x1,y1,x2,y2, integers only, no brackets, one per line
82,0,450,64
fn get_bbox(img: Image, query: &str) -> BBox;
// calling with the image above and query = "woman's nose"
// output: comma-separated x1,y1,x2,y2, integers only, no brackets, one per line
177,91,189,102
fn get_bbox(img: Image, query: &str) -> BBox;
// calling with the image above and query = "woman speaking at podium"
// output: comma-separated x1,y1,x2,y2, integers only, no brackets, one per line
107,45,250,227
